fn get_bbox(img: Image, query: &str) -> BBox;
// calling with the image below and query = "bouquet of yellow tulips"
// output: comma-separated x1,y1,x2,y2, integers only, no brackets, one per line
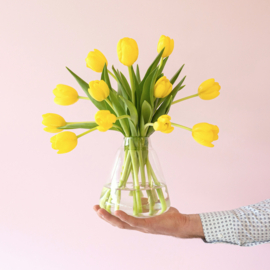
43,35,220,217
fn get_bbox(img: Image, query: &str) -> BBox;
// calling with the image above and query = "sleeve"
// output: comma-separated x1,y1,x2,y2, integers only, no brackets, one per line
199,199,270,247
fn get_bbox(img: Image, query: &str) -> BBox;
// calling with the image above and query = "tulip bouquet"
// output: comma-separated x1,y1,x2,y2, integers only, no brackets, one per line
43,35,220,217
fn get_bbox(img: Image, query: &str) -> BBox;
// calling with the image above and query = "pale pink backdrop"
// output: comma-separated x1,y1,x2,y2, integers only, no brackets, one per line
1,0,270,269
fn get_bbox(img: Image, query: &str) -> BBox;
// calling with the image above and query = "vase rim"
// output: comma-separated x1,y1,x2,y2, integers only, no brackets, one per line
123,136,149,139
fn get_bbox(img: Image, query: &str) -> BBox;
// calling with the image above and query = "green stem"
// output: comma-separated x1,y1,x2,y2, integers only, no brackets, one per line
78,96,90,100
148,161,167,214
128,66,136,104
115,151,131,211
115,190,121,211
100,189,111,209
172,93,198,105
105,98,115,112
146,159,158,204
119,152,131,187
138,149,146,187
146,189,155,216
117,115,131,120
108,70,117,81
146,159,153,188
144,123,154,131
129,147,142,214
66,121,95,125
131,168,138,216
76,127,98,138
106,194,112,213
140,154,154,215
112,124,124,133
171,123,192,131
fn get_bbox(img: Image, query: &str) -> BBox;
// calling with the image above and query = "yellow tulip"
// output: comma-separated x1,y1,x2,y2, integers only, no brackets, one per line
198,79,221,100
154,76,172,98
42,113,66,133
88,80,110,102
153,115,174,134
53,84,79,106
85,49,108,73
192,123,219,147
95,110,117,132
117,37,139,66
157,35,174,58
50,131,78,154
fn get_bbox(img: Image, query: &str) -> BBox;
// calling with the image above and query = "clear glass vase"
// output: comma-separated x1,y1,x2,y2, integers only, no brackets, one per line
99,137,171,218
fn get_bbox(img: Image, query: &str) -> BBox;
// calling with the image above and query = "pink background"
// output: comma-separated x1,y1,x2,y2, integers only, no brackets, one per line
1,0,270,269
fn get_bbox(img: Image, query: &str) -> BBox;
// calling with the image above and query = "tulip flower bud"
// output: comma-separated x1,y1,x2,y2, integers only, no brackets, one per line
95,110,117,132
88,80,110,102
153,115,174,134
42,113,66,133
53,84,79,106
85,49,108,73
157,35,174,58
154,76,173,98
192,123,219,147
50,131,78,154
198,79,221,100
117,37,139,66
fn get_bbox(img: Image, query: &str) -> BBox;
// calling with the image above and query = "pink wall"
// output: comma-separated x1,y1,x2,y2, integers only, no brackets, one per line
1,0,270,269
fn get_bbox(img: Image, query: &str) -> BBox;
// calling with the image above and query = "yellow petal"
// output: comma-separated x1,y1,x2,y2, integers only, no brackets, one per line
43,127,62,133
117,38,139,66
198,79,215,91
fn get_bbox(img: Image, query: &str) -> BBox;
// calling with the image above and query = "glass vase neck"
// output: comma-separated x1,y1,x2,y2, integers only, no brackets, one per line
123,137,150,150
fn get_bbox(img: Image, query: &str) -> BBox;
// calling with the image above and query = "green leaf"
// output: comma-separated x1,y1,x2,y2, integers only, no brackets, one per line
140,68,158,107
172,84,185,100
59,122,98,130
120,72,132,99
156,73,164,82
129,120,138,137
130,66,141,116
170,64,185,85
171,76,186,100
101,64,112,90
110,91,130,137
165,96,173,114
146,96,172,137
66,67,108,111
136,64,141,83
119,96,138,126
130,65,140,108
141,100,152,123
111,66,131,101
140,101,152,136
110,126,125,135
140,48,165,87
157,57,168,78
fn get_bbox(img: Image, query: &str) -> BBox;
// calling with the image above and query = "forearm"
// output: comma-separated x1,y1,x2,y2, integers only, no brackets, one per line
199,199,270,246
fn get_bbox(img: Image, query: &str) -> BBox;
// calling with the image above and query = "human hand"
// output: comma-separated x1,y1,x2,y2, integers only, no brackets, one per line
93,205,204,239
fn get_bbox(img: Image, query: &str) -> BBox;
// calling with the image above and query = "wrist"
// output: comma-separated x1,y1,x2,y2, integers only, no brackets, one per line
178,214,204,239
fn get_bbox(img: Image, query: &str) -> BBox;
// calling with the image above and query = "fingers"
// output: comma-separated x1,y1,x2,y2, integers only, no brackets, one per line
93,205,148,233
93,205,100,212
94,206,136,230
115,210,148,229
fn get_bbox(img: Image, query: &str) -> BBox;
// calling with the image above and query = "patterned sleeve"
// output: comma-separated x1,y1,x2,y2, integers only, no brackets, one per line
199,199,270,246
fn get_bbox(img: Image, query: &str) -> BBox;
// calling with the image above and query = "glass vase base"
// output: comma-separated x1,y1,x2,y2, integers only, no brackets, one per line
100,182,171,218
